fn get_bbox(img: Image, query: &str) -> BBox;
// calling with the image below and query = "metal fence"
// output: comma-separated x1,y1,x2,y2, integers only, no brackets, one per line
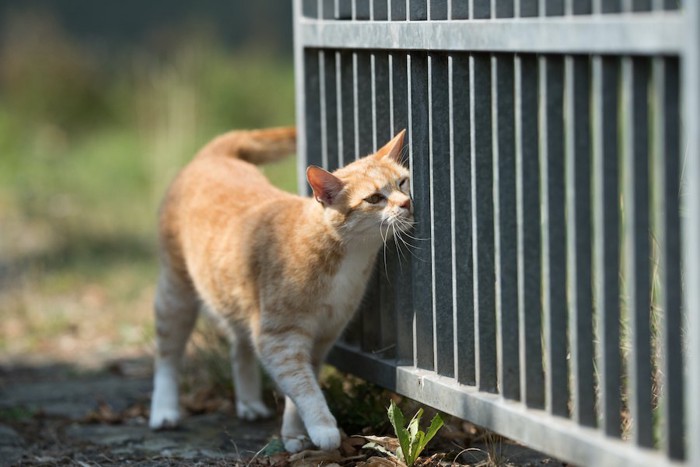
292,1,699,465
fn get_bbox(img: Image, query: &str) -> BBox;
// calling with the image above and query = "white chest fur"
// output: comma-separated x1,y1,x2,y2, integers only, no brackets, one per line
323,242,378,323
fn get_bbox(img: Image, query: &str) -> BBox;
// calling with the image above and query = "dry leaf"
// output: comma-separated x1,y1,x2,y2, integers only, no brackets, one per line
356,455,404,467
358,435,401,453
340,436,367,456
289,448,342,466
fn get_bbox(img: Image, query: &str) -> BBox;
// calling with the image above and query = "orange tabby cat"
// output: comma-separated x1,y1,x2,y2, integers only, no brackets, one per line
149,127,412,452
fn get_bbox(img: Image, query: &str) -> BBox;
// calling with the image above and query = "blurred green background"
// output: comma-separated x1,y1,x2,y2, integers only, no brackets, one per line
0,1,297,364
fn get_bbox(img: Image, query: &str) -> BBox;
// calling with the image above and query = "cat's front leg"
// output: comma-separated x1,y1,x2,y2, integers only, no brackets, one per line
256,331,341,452
280,396,314,452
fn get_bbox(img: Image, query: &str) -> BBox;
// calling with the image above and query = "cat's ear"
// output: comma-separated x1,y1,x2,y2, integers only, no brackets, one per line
307,165,344,206
375,129,406,163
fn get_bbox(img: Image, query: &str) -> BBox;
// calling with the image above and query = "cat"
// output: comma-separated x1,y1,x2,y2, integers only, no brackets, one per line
149,126,412,452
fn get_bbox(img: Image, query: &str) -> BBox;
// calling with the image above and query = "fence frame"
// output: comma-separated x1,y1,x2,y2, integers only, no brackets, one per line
293,2,697,465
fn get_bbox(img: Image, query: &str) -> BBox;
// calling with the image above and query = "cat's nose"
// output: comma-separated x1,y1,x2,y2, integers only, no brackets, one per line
400,198,411,211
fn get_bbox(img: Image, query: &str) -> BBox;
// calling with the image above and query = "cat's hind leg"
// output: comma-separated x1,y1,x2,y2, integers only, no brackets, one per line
228,325,273,420
149,270,199,430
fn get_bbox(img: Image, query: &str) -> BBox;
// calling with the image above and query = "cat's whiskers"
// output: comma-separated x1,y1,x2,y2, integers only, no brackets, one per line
392,220,427,243
379,216,391,280
390,222,408,269
386,214,424,262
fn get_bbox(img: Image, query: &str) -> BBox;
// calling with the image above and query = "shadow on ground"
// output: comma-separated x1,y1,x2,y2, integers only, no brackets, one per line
0,357,278,466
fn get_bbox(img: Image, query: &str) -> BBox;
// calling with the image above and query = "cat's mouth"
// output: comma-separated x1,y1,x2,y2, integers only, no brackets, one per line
378,213,416,251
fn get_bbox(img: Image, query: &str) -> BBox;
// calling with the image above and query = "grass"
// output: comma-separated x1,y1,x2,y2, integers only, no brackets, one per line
0,13,296,363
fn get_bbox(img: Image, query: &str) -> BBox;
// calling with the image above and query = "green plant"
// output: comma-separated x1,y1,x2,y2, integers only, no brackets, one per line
387,400,444,467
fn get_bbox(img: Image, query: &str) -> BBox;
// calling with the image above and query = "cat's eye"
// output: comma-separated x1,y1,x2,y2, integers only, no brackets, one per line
398,178,409,189
364,193,386,204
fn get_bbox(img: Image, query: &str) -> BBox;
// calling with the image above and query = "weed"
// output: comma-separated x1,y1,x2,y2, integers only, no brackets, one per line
386,400,444,467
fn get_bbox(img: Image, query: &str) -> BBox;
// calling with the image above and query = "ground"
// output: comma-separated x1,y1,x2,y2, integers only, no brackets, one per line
0,356,275,466
0,353,566,466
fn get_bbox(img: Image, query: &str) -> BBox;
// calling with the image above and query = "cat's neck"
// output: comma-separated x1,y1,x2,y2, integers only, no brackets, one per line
303,198,383,252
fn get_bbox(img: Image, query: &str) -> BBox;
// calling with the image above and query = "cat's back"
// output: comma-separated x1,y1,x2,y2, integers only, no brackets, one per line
157,129,296,285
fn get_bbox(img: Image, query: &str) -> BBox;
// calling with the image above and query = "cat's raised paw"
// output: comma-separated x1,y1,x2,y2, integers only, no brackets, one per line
236,400,273,420
283,435,314,453
307,425,341,451
149,408,180,430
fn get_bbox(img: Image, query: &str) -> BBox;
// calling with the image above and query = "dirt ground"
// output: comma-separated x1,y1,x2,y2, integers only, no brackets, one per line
0,357,275,466
0,354,567,467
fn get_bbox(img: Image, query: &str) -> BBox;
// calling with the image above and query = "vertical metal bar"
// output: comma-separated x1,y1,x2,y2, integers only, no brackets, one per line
374,50,395,359
303,51,324,174
371,56,378,152
353,54,360,157
652,57,684,460
391,51,414,366
335,52,344,168
684,1,700,463
323,52,339,171
429,52,453,377
622,56,654,448
450,54,476,385
408,0,433,371
592,56,622,437
410,51,434,371
356,49,381,352
340,51,355,166
425,0,451,379
338,48,363,346
470,53,497,392
373,59,392,147
319,51,329,169
294,0,309,195
565,55,595,427
340,48,362,347
516,53,544,408
564,0,573,14
356,54,374,156
493,54,519,400
540,54,569,417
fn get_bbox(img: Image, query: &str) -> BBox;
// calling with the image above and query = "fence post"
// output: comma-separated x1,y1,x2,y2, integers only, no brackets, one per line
683,1,700,464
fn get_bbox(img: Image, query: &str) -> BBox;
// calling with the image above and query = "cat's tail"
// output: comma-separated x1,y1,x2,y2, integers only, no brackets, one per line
201,127,297,165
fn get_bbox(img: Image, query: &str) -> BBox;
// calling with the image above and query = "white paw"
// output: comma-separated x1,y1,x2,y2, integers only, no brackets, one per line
283,435,314,453
149,406,180,430
236,400,273,421
307,425,341,451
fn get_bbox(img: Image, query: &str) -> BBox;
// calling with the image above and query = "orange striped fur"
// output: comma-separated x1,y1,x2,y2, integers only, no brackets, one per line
149,127,412,452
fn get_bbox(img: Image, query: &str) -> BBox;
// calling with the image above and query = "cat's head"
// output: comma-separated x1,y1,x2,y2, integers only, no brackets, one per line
306,130,413,243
